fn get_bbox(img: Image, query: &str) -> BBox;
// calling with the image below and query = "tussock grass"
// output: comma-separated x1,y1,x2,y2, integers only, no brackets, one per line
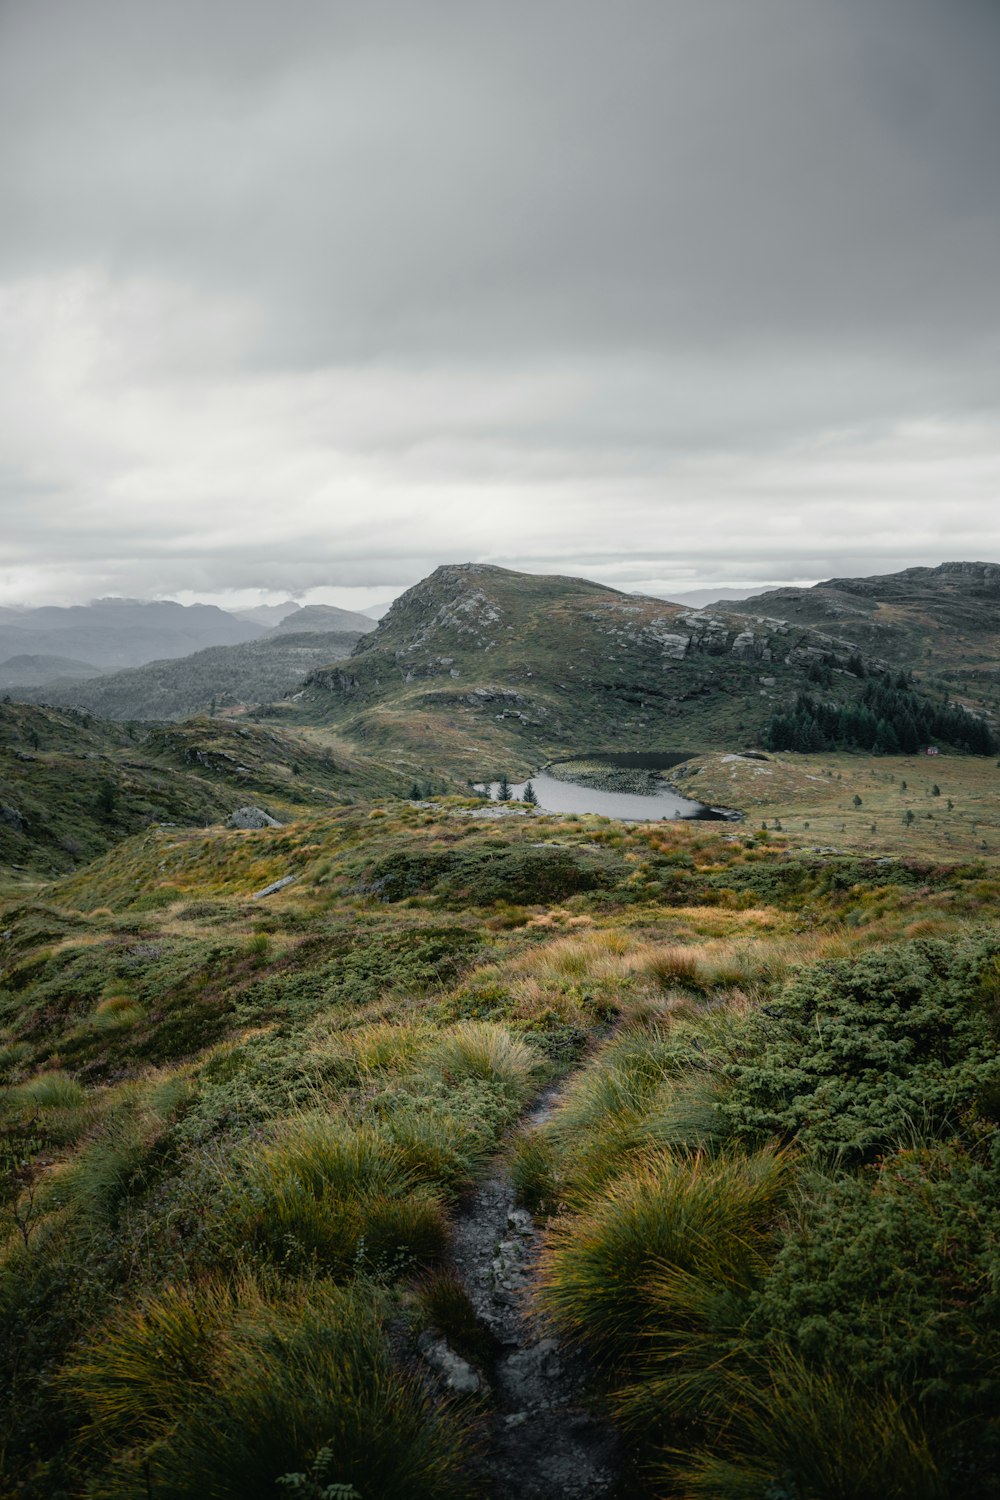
329,1020,433,1077
413,1267,493,1362
50,1108,159,1226
382,1108,488,1200
13,1071,86,1110
64,1277,472,1499
665,1353,945,1499
509,1128,560,1216
431,1022,538,1100
92,994,145,1029
537,1146,791,1363
220,1115,448,1276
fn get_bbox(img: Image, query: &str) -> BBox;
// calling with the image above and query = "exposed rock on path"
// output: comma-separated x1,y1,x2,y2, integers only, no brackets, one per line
436,1089,620,1499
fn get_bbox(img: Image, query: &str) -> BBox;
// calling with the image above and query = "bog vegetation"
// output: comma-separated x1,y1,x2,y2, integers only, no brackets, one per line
1,780,999,1497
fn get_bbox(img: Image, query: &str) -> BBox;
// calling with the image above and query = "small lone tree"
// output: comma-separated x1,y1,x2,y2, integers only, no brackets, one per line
497,774,511,802
522,780,538,806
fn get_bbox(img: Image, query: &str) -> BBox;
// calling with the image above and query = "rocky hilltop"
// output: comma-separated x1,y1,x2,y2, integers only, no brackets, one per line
299,563,892,774
726,561,1000,673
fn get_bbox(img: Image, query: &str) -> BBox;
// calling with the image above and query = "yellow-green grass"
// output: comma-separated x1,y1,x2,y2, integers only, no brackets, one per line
3,790,1000,1497
675,750,1000,861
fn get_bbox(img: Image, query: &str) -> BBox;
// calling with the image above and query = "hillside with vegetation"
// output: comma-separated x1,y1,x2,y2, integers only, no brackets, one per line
1,560,999,1499
1,789,999,1498
727,561,1000,718
273,604,378,635
0,700,404,880
14,631,364,722
286,562,996,779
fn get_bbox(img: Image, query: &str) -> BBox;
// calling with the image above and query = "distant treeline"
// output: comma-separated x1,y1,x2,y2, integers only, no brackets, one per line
764,674,997,755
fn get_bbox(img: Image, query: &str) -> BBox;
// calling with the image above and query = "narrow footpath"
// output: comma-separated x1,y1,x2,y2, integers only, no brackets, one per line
420,1088,622,1499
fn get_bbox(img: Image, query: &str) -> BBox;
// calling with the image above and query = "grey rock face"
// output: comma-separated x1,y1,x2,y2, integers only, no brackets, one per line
250,874,297,899
227,805,282,829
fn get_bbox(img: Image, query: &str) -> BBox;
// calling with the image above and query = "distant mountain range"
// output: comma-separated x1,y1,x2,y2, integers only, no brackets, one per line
0,597,376,696
654,586,763,608
0,598,265,679
0,654,104,691
233,600,302,627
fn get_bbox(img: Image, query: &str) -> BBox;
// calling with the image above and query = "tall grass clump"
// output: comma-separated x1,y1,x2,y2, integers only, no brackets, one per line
666,1353,945,1500
50,1113,157,1228
382,1107,488,1201
537,1145,790,1365
539,1015,735,1203
13,1072,86,1110
65,1278,473,1500
432,1022,538,1101
92,994,145,1030
219,1115,448,1277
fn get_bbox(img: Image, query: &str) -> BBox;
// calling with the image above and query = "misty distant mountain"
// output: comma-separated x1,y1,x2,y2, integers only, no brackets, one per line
654,587,764,609
273,604,377,634
360,600,396,620
0,598,265,671
232,601,302,627
15,630,362,721
0,654,104,690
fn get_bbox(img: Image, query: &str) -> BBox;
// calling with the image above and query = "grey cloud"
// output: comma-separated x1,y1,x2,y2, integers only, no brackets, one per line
0,0,998,605
4,0,999,364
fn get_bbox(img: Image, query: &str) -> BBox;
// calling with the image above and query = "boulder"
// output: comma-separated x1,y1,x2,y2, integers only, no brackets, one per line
228,805,282,830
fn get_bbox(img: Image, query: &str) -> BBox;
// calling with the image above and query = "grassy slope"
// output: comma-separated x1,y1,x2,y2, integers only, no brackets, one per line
0,701,407,879
1,793,999,1495
670,749,1000,859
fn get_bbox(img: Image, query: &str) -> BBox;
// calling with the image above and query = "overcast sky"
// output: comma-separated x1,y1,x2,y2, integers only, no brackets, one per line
1,0,998,610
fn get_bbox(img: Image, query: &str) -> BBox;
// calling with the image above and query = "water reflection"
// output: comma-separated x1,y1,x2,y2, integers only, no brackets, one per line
484,772,715,822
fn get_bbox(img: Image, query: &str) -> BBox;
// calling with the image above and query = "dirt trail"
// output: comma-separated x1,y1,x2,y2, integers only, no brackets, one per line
427,1087,621,1499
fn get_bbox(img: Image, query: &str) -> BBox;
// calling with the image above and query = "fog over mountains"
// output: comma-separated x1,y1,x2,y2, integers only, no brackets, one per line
0,597,375,694
0,599,265,679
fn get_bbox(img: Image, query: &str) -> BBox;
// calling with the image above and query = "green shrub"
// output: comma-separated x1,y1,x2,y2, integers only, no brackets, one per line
751,1138,1000,1420
719,937,1000,1161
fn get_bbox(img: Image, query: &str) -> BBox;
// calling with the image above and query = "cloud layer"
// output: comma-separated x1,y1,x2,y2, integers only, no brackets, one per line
1,0,998,605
